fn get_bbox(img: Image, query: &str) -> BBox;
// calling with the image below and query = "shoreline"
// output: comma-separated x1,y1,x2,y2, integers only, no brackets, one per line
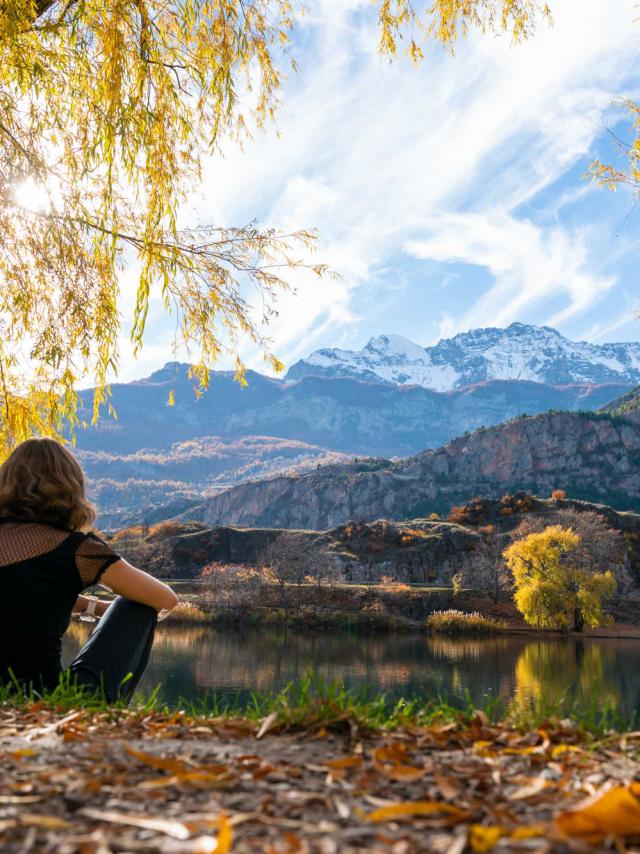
159,584,640,639
164,602,640,639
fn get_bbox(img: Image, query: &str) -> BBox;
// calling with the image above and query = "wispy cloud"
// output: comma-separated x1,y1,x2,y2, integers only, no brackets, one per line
117,0,640,380
406,213,617,333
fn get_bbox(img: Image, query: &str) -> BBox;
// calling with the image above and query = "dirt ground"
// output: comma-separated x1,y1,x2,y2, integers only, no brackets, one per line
2,706,640,852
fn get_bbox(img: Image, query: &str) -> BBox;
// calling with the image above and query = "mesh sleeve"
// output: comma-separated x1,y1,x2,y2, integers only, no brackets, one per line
75,533,121,587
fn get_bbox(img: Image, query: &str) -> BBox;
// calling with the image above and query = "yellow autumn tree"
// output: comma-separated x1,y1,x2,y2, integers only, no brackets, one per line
0,0,551,452
503,525,616,631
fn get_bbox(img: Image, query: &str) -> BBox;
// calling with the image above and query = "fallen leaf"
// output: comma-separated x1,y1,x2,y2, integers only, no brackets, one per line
469,824,502,852
126,744,190,774
555,785,640,841
507,776,547,801
368,801,466,823
502,746,542,756
551,744,582,759
372,745,425,782
472,741,495,757
25,709,85,741
511,824,548,839
326,756,362,770
79,807,191,839
325,755,362,779
215,814,233,854
19,813,72,830
138,769,234,789
7,748,38,760
434,769,462,800
0,795,44,804
256,711,279,740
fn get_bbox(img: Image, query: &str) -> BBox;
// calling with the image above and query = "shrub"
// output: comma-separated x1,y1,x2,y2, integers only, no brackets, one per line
451,570,463,595
448,496,489,525
111,524,146,542
501,492,536,515
448,505,470,524
165,601,210,624
426,610,506,636
379,575,411,592
147,520,182,539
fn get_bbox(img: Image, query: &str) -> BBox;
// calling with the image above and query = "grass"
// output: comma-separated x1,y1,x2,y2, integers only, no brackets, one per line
0,672,634,738
426,609,507,636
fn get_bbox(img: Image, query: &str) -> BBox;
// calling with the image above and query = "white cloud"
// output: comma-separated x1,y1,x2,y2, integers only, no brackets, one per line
117,0,640,380
406,212,616,332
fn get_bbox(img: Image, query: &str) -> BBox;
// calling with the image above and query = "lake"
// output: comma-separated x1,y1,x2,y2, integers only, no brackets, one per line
62,623,640,718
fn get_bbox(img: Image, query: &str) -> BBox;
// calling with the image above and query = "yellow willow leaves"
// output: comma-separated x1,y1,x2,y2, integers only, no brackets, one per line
503,526,616,630
590,100,640,201
0,0,549,451
377,0,551,59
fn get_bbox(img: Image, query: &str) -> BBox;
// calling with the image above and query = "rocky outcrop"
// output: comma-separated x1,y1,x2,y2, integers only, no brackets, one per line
177,411,640,529
111,496,640,593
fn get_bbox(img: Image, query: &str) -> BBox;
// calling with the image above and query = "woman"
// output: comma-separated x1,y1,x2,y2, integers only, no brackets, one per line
0,438,179,701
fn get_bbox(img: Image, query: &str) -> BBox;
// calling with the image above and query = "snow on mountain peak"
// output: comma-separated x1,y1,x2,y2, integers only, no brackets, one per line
285,324,640,391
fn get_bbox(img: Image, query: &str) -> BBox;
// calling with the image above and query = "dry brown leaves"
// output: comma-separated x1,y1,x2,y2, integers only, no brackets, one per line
1,705,640,852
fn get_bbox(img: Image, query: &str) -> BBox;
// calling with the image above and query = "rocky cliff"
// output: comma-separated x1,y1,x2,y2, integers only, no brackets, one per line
177,410,640,529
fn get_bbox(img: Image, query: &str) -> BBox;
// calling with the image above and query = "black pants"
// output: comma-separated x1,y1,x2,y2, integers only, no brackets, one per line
69,597,158,703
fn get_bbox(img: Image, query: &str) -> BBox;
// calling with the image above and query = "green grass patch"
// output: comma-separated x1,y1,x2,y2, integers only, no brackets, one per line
0,672,635,738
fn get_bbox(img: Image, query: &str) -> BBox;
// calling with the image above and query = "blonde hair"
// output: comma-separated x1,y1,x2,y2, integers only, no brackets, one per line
0,438,96,531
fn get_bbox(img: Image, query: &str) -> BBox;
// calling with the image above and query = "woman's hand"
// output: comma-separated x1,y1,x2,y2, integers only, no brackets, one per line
72,595,111,619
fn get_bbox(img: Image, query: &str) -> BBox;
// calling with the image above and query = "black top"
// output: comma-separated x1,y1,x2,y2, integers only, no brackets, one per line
0,519,121,689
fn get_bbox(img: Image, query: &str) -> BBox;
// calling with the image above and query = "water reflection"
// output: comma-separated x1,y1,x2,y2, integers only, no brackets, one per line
62,624,640,716
513,640,622,713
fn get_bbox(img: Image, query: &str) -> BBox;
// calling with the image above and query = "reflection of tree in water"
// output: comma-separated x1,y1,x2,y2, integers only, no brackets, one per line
427,637,513,663
61,624,640,716
513,640,620,715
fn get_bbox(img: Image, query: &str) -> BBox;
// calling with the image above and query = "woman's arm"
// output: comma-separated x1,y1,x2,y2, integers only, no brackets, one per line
100,559,179,614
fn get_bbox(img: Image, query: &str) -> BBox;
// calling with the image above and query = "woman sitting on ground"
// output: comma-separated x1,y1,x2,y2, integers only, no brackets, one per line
0,438,179,701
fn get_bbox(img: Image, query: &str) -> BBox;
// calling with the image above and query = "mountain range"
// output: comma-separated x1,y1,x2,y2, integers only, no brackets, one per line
73,322,640,527
286,323,640,389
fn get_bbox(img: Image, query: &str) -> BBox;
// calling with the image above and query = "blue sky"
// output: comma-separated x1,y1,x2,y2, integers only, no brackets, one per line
118,0,640,380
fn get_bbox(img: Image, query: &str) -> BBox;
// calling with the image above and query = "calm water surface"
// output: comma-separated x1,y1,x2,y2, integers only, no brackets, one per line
62,624,640,716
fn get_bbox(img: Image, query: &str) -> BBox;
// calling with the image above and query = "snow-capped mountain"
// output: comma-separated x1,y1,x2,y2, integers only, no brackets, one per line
285,323,640,390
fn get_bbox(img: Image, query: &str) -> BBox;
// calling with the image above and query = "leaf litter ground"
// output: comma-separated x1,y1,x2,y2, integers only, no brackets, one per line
2,706,640,852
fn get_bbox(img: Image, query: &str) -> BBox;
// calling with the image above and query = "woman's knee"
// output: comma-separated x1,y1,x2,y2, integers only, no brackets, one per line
109,596,158,625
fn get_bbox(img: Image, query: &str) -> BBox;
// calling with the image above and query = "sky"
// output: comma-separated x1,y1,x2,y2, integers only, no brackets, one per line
118,0,640,381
